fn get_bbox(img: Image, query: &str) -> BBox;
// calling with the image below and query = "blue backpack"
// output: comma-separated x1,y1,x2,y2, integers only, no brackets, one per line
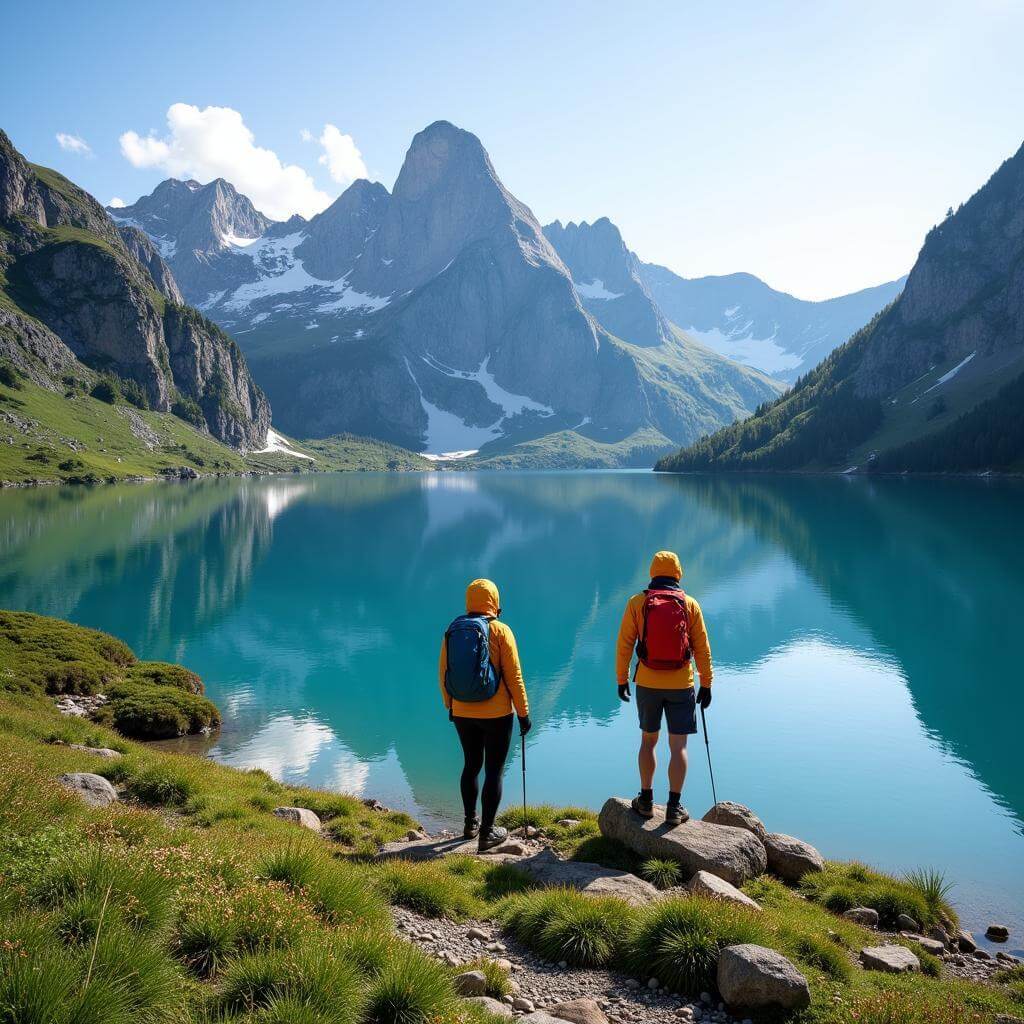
444,614,501,703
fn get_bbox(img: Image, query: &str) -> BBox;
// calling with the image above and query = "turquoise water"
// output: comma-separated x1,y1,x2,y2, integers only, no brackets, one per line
1,471,1021,947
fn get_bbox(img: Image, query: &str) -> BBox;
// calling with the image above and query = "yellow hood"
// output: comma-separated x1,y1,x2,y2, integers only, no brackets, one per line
650,550,683,580
466,578,500,616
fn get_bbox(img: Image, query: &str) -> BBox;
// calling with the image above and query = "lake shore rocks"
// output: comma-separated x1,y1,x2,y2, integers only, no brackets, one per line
762,832,825,881
701,802,768,841
58,771,118,807
860,945,921,973
716,944,810,1010
272,806,322,831
597,798,767,885
685,869,762,912
986,924,1010,941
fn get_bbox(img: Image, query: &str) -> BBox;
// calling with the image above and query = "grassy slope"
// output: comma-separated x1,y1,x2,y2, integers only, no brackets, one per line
0,375,432,484
2,613,1021,1023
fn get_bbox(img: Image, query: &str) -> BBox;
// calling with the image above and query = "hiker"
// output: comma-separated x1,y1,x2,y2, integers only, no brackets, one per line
616,550,713,825
440,578,531,852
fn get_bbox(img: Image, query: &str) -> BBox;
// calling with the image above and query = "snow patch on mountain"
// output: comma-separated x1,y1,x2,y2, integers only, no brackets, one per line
404,358,498,456
221,231,390,312
421,353,554,419
683,324,803,375
576,278,623,300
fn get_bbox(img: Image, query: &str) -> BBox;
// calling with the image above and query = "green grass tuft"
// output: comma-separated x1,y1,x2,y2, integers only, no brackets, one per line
639,857,682,890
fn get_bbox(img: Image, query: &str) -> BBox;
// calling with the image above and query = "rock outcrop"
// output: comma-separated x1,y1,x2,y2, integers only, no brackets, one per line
597,798,767,885
0,129,270,452
716,944,810,1011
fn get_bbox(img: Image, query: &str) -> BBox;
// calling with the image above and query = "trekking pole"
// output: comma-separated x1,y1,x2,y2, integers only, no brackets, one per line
700,704,719,810
520,732,528,835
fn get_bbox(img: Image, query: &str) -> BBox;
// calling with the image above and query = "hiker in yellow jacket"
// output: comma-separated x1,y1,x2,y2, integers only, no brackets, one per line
439,578,530,852
616,551,713,826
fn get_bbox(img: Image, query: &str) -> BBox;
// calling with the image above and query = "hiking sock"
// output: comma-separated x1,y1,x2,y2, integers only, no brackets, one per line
640,788,653,802
667,791,681,806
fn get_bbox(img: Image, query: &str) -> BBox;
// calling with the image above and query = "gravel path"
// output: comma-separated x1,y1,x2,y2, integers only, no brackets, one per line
393,907,752,1024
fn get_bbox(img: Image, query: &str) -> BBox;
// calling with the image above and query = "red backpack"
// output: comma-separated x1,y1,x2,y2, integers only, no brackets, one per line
636,588,691,671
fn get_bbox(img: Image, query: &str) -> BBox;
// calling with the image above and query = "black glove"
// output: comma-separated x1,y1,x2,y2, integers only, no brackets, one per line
696,686,712,710
518,715,532,737
618,683,631,703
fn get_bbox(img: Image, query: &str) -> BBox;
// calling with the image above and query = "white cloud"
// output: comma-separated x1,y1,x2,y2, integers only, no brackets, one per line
56,133,91,156
108,197,126,208
119,103,332,220
317,124,367,186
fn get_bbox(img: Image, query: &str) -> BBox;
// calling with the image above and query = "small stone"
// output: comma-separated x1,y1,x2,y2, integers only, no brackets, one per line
996,952,1019,964
974,949,992,960
272,806,322,831
548,998,609,1024
68,743,122,759
929,924,950,946
454,970,489,996
917,937,946,956
625,980,640,990
897,913,920,932
513,997,536,1012
487,941,507,953
647,977,660,989
986,924,1010,942
494,840,529,856
700,802,768,840
859,945,920,973
467,927,491,942
556,818,581,828
843,907,879,927
957,928,977,953
467,996,514,1018
57,772,118,808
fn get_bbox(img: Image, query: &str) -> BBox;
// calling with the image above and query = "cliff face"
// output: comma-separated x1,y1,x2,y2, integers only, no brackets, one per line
657,139,1024,473
0,129,270,451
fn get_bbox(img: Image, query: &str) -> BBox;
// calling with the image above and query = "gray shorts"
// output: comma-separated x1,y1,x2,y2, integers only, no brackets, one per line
635,685,697,735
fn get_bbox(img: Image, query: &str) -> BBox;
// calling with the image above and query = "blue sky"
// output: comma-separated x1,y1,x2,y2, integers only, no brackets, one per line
3,0,1022,299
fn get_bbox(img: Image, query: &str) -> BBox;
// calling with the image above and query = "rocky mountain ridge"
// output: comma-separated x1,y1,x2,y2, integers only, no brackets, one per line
109,121,783,464
639,264,907,382
0,129,270,451
657,138,1024,472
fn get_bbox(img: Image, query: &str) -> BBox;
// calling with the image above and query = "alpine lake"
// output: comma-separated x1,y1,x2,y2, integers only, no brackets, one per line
1,470,1021,949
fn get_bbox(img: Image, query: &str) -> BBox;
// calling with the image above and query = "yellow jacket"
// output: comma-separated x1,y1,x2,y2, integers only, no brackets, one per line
615,551,713,690
439,579,529,720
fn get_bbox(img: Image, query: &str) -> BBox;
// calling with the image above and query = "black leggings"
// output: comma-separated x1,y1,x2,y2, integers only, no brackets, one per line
454,714,514,831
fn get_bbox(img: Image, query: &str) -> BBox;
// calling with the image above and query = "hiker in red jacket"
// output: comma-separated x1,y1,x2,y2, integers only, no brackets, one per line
615,551,714,825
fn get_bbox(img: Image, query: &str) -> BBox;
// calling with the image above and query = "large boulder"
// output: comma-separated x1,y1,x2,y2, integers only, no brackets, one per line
716,944,810,1011
549,998,609,1024
598,798,766,886
860,945,921,973
272,806,322,831
685,870,762,912
701,801,768,841
58,772,118,808
763,832,824,881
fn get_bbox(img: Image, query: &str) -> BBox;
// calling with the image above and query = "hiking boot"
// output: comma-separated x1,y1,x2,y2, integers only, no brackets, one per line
665,802,689,826
631,793,654,819
477,826,508,853
463,815,480,839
